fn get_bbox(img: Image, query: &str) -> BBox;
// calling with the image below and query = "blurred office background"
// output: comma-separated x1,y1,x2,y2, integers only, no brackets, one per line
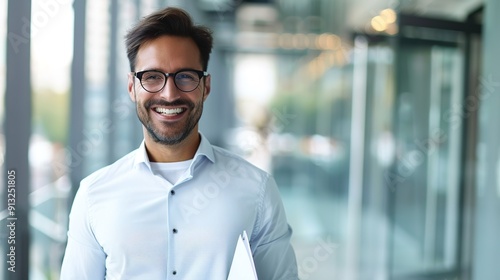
2,0,500,279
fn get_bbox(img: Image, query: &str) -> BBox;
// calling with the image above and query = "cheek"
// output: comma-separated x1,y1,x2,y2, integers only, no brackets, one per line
133,93,148,109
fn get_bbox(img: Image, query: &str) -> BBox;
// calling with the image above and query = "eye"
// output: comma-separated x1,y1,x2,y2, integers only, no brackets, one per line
176,71,198,82
142,71,164,82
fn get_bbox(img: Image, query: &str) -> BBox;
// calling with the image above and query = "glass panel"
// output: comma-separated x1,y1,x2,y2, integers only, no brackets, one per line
82,0,141,174
229,46,354,279
84,0,111,175
114,0,144,157
359,44,395,279
390,44,463,277
29,0,74,277
275,62,353,280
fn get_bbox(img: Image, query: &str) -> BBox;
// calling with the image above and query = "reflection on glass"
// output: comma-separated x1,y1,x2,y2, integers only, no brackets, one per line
229,44,354,279
391,45,463,276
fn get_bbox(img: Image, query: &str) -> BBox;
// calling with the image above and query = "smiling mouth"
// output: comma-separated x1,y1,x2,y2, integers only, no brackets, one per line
154,107,186,116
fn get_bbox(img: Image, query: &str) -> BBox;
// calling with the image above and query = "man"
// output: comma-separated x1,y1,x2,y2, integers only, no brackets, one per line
60,6,298,279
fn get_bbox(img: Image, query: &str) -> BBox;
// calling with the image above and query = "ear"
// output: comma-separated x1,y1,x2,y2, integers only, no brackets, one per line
202,74,211,102
128,72,137,102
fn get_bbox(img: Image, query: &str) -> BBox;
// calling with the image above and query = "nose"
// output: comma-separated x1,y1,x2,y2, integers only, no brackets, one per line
158,76,181,101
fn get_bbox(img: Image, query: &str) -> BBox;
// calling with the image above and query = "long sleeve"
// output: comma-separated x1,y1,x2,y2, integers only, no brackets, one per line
251,175,299,280
60,182,106,279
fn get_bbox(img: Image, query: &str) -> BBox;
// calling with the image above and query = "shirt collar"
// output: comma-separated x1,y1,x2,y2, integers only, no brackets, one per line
193,132,215,164
133,132,215,171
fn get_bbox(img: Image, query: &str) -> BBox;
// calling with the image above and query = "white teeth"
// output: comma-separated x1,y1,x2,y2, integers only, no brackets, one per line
155,107,184,115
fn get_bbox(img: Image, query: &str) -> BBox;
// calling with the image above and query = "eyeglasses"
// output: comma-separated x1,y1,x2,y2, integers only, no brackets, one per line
133,69,209,93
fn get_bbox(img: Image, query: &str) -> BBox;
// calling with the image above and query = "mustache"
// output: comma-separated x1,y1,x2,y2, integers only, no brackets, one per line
144,99,194,109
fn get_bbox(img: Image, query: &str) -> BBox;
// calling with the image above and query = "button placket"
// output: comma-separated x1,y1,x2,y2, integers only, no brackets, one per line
168,185,179,278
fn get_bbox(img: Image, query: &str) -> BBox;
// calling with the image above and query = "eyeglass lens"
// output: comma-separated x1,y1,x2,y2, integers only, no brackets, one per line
139,70,203,92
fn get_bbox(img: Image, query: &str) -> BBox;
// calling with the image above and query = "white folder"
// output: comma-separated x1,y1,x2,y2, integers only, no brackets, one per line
227,231,258,280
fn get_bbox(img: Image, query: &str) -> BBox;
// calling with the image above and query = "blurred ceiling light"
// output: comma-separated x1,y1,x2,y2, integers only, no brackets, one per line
371,15,388,32
336,48,347,64
327,34,341,50
316,33,328,49
307,33,317,46
293,33,309,49
274,32,344,53
325,51,336,64
308,59,324,79
316,33,341,50
307,50,340,79
386,23,399,35
380,8,397,24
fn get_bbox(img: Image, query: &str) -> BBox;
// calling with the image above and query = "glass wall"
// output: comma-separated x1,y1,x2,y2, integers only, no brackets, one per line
226,2,469,279
29,0,74,278
0,0,485,279
390,43,464,277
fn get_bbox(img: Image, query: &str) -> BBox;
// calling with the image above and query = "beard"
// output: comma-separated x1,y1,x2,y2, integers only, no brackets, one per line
135,97,203,146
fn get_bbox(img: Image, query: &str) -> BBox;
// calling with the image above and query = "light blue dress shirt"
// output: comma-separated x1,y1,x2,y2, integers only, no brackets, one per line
60,134,298,279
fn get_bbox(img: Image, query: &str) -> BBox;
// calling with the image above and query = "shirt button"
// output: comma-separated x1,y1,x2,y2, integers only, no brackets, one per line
172,270,177,275
170,190,175,195
173,228,178,234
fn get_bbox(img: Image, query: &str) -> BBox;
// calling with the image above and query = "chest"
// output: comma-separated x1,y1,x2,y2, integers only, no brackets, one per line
89,175,260,259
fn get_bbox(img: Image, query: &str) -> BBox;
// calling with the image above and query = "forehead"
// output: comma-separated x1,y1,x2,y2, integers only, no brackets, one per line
136,35,202,70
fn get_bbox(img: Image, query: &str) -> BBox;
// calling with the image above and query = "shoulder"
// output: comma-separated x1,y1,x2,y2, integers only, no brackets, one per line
210,145,272,184
212,145,266,173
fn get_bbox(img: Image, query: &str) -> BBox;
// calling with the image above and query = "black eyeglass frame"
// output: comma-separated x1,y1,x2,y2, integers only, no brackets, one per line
133,68,209,93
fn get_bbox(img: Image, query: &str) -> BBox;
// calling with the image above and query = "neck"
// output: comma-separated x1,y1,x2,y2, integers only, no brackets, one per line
144,130,201,163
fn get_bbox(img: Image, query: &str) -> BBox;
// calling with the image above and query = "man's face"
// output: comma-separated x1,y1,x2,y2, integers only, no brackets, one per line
128,35,211,146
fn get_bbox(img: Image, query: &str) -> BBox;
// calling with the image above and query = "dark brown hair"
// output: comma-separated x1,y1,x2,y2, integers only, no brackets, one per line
125,7,213,72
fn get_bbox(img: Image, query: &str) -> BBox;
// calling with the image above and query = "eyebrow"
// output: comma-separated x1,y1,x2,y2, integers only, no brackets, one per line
137,68,204,73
